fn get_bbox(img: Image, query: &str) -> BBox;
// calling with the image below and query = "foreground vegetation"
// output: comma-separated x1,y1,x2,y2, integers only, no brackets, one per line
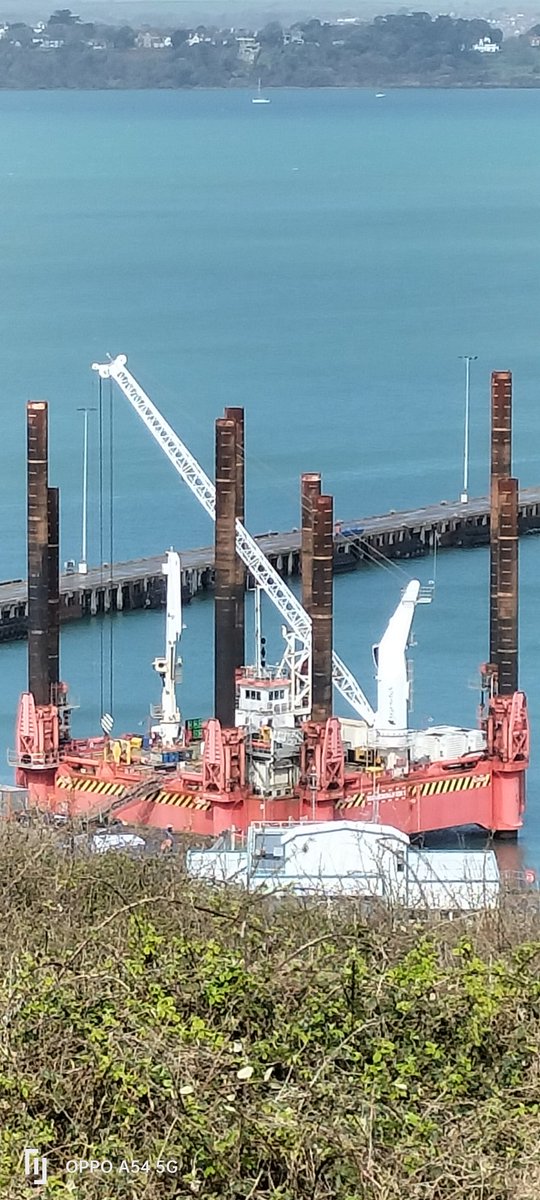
1,825,540,1197
2,9,540,89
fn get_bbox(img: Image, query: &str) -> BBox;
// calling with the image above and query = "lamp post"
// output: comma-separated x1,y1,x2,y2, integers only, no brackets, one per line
459,355,477,504
77,406,96,575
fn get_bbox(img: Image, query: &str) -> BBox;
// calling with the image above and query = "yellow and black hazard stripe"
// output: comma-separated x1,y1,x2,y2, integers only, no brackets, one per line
153,790,211,811
57,774,210,812
337,794,367,810
337,771,491,809
121,789,211,812
57,775,126,798
414,772,490,798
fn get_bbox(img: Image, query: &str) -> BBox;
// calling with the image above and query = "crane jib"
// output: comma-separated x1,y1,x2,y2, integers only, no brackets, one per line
112,362,310,640
93,354,376,725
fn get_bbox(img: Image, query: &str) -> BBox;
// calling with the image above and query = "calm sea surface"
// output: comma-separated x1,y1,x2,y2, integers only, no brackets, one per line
0,88,539,863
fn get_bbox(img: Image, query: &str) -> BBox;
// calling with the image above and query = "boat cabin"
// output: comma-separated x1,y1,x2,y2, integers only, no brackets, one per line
235,672,294,731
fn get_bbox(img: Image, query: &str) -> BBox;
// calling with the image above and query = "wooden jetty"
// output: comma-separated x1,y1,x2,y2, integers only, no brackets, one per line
1,488,540,643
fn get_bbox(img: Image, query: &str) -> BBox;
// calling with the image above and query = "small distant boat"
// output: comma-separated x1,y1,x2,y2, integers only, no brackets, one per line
375,92,385,98
252,79,270,105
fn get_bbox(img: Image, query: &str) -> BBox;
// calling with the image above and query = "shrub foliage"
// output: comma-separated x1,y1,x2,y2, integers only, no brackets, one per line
0,826,539,1198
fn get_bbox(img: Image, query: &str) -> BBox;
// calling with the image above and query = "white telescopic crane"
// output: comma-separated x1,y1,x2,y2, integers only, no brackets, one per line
151,550,183,744
373,580,420,730
92,354,376,724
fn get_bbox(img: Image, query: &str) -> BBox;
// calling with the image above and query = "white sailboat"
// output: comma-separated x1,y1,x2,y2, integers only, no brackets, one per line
252,79,270,104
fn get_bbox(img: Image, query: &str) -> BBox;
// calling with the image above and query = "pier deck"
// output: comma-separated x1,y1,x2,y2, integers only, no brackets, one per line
2,488,540,642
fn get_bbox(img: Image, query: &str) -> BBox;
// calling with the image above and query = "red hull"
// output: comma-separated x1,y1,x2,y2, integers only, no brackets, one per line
14,693,529,841
20,757,525,840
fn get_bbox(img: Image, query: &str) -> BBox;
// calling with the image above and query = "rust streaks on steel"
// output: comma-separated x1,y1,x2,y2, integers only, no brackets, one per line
300,472,321,615
214,417,238,729
47,486,60,690
311,492,334,724
224,406,245,672
495,477,519,696
491,371,512,481
489,370,513,680
27,402,50,706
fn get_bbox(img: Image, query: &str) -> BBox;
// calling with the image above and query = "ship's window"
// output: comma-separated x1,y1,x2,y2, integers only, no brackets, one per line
256,691,261,700
253,832,284,873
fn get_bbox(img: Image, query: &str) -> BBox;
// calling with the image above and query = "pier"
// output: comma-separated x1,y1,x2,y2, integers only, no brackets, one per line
1,487,540,643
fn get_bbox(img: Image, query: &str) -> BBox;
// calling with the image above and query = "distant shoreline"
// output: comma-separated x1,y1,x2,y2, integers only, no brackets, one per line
1,82,540,90
0,13,535,92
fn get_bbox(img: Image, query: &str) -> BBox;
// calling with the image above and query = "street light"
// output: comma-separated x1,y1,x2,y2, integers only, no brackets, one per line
77,406,96,574
458,355,477,504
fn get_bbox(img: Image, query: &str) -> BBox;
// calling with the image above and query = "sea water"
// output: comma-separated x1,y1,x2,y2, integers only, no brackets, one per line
0,88,538,862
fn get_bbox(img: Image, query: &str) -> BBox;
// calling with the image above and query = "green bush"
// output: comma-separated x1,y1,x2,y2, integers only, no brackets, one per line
0,825,539,1198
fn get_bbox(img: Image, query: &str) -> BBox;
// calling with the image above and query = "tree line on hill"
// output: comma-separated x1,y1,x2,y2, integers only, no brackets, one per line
0,8,539,88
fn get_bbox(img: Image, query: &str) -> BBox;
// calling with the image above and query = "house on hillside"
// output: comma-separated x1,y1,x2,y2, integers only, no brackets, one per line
236,36,260,63
472,36,500,52
135,31,172,49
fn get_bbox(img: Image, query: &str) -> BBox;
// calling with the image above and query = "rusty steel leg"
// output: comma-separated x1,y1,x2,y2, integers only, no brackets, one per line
47,486,60,694
491,371,512,479
224,406,245,671
215,418,238,728
300,472,321,615
490,371,512,669
495,477,518,696
311,493,333,724
27,402,50,706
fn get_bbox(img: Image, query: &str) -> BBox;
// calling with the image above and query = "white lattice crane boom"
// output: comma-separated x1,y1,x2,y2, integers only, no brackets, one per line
92,353,375,724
